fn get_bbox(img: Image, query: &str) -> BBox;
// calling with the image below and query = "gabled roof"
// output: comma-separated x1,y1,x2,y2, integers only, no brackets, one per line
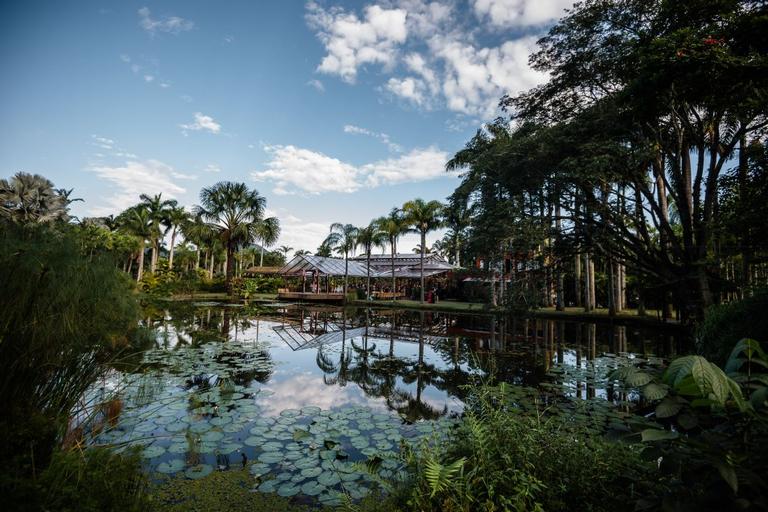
279,254,373,277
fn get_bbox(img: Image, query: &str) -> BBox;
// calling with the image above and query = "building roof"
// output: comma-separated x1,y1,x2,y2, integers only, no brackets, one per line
280,254,373,277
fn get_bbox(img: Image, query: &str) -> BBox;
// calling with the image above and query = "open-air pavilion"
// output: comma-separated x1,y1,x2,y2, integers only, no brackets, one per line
277,253,456,302
277,254,373,301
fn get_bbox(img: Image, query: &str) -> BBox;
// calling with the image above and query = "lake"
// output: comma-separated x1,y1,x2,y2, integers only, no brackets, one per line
86,301,687,504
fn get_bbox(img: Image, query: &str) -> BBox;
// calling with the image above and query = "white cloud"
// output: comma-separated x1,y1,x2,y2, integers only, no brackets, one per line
305,1,554,119
472,0,574,27
203,164,221,173
223,35,235,44
431,36,547,117
306,79,325,92
253,145,361,195
119,54,131,63
179,112,221,135
385,76,427,106
138,7,194,35
91,135,115,150
306,1,408,83
143,74,154,82
88,159,189,214
343,124,401,152
252,144,450,195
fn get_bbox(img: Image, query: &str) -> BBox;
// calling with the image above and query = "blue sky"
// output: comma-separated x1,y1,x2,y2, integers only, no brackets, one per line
0,0,572,252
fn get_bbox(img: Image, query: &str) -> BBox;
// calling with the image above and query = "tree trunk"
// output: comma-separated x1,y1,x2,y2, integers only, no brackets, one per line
169,227,177,270
583,253,591,312
137,245,145,282
195,248,200,270
608,260,616,316
366,250,371,299
260,245,265,267
343,251,349,297
210,250,215,280
150,240,158,273
391,238,397,301
419,231,426,303
589,257,596,310
575,254,582,308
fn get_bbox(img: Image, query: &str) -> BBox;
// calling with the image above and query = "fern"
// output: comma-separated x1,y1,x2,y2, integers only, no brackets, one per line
424,457,465,497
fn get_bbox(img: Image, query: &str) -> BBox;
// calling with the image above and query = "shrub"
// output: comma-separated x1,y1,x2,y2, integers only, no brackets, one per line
697,289,768,365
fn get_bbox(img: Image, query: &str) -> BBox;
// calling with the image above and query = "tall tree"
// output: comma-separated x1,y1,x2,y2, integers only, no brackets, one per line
375,208,408,300
0,172,70,224
324,223,359,296
194,182,266,290
117,206,152,282
255,217,281,266
356,221,386,297
138,193,175,273
164,206,189,270
402,199,444,303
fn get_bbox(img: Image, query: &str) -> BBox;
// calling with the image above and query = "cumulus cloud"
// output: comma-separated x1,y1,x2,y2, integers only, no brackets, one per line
306,1,407,83
306,0,558,119
88,159,191,214
138,7,194,35
179,112,221,135
472,0,574,27
252,144,450,195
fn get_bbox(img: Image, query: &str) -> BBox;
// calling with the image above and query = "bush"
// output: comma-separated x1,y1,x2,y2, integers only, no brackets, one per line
372,383,653,512
697,289,768,365
37,447,150,512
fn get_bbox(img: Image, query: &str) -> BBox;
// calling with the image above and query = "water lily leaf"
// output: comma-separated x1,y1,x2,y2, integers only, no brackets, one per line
142,445,166,458
184,464,213,479
244,436,264,446
156,459,185,473
317,472,340,486
258,479,277,493
280,408,301,418
202,430,224,443
301,466,322,478
257,452,283,463
293,429,311,442
301,481,325,496
276,483,300,497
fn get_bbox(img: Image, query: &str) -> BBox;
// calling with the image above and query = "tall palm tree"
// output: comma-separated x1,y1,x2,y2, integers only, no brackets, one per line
164,206,189,270
277,245,294,262
194,182,266,290
138,193,176,273
0,172,70,224
356,221,386,297
117,206,153,282
294,249,311,257
324,223,359,296
181,214,215,271
402,199,444,303
255,217,281,266
375,208,408,300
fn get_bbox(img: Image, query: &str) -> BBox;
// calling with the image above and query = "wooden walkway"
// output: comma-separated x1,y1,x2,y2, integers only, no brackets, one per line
277,291,345,302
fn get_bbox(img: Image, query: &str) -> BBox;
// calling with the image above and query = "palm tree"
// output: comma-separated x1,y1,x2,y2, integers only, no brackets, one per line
138,193,176,273
324,223,359,296
181,214,215,271
375,208,408,300
255,217,281,266
194,182,266,290
277,245,294,261
402,199,444,303
356,221,386,298
315,241,333,257
117,206,152,282
165,206,189,270
294,249,311,257
0,172,70,224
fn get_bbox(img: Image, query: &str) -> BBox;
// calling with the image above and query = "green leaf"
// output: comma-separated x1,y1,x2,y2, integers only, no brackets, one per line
642,383,669,400
292,428,310,442
640,429,679,442
725,338,767,374
655,396,685,418
677,413,698,430
717,463,739,494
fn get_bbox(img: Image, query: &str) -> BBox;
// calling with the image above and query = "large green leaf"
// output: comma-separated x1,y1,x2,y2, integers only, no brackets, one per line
655,396,686,418
725,338,767,374
642,383,669,401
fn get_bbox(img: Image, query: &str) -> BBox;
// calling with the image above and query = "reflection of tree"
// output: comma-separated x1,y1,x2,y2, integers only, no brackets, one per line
316,342,352,386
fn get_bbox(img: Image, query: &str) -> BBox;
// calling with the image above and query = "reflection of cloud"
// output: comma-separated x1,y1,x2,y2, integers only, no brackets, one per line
255,372,387,416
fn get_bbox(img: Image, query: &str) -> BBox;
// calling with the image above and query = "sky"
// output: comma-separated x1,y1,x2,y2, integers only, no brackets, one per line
0,0,573,253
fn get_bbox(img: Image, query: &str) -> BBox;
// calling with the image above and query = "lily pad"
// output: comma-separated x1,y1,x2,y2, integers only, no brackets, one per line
301,481,326,496
276,483,300,497
142,445,166,458
300,466,322,478
156,459,186,474
184,464,213,479
257,451,283,463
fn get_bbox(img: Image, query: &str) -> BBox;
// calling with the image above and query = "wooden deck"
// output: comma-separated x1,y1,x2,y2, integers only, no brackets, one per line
277,291,345,302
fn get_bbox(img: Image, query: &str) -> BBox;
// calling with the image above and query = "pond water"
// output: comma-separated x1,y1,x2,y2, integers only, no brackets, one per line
86,301,687,505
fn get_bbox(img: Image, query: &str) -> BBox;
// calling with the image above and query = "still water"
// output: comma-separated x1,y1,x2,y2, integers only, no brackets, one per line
87,301,686,503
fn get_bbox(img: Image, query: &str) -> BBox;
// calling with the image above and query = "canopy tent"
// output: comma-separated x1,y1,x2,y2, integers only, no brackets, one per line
280,254,373,277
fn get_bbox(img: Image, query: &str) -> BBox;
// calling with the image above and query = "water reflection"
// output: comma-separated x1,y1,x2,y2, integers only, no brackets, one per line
136,302,686,422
